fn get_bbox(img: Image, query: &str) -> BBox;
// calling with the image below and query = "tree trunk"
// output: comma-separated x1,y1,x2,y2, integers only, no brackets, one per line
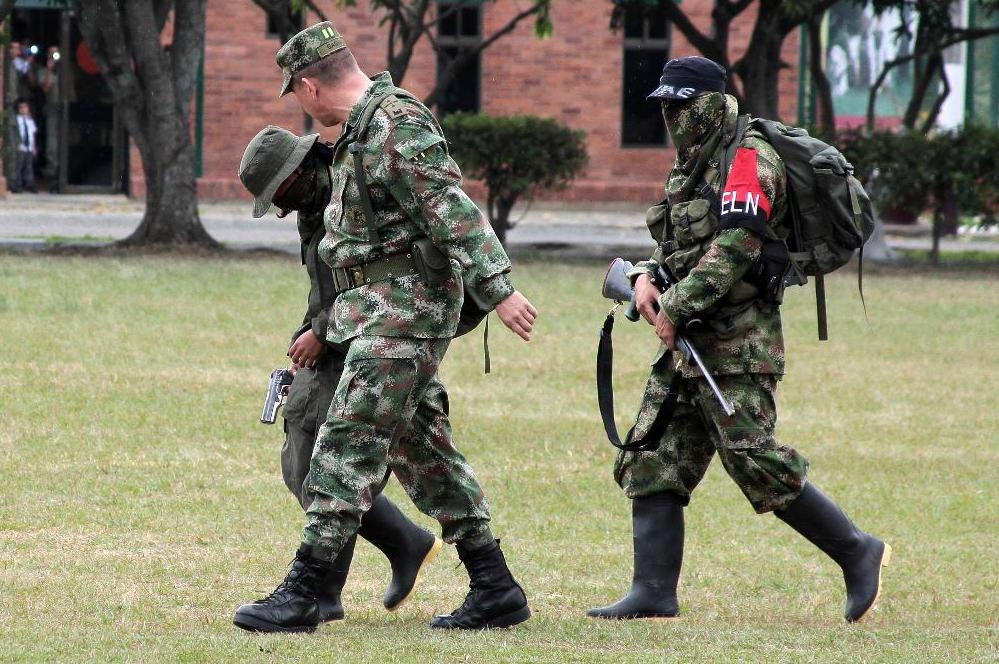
864,217,900,264
734,1,785,119
73,0,217,250
806,15,835,133
122,142,215,246
931,205,942,266
486,191,515,248
903,52,942,131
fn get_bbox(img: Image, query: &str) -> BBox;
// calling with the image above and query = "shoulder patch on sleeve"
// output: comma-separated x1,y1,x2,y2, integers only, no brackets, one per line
380,94,410,120
395,133,445,162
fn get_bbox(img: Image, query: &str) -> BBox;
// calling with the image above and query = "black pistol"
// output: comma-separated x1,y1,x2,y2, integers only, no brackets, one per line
260,368,294,424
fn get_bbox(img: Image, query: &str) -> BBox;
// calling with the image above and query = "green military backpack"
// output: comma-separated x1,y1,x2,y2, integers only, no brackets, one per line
724,117,876,340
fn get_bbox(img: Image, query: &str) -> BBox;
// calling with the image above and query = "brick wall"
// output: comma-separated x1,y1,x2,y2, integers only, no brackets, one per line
132,1,801,206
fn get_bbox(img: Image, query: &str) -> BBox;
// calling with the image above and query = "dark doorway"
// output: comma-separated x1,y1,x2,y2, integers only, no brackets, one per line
3,4,126,194
62,12,126,193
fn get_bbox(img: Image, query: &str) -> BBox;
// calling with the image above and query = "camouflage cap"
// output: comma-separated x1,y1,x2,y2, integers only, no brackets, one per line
276,21,348,97
238,125,320,218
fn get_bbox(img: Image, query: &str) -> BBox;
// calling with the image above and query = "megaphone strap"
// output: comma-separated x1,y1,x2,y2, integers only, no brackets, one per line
596,310,679,452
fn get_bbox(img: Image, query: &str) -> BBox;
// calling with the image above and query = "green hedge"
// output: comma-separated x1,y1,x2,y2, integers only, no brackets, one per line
839,125,999,227
441,112,588,244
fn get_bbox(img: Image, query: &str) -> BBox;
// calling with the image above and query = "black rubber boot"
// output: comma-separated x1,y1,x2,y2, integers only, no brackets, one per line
429,539,531,629
315,535,356,622
232,544,333,633
775,482,892,623
358,494,442,610
587,492,684,620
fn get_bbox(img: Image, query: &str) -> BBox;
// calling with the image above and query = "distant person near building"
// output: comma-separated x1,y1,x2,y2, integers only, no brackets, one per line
11,99,38,194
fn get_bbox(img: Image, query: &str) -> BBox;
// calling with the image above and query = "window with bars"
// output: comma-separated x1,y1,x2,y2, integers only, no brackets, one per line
436,2,482,116
621,7,670,146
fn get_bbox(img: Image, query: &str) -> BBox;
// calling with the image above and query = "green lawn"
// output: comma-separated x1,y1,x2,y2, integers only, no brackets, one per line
0,254,996,662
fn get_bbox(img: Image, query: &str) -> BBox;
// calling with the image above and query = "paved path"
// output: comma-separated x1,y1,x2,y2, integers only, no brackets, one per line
1,192,996,258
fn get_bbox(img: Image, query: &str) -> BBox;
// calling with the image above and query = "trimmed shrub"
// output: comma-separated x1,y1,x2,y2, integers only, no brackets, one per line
441,112,588,246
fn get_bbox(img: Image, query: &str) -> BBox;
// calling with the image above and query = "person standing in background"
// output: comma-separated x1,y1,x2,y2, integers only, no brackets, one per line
11,99,38,194
36,47,61,190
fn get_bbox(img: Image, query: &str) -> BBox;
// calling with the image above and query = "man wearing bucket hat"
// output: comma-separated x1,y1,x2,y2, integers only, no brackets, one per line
587,56,890,623
232,22,537,633
236,125,445,625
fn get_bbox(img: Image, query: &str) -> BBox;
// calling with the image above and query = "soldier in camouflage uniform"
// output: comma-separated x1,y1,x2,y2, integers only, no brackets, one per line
233,22,537,634
587,57,890,624
236,126,447,624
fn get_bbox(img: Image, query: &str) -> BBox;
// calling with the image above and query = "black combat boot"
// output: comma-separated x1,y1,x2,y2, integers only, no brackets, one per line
775,482,892,623
315,536,357,622
358,494,442,610
232,544,333,633
429,539,531,629
587,492,684,620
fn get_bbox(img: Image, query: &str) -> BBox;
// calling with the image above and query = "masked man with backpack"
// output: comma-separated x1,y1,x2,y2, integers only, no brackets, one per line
587,56,890,624
233,22,537,634
237,126,445,626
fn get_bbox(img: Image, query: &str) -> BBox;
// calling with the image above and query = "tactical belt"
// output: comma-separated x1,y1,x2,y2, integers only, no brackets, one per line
331,251,419,292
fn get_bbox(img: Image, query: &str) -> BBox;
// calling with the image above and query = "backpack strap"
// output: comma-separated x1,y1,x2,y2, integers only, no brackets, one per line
346,87,410,228
721,114,751,185
698,114,751,218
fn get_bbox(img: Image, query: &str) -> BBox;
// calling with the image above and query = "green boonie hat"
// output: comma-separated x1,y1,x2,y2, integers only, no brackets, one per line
276,21,348,97
238,125,319,218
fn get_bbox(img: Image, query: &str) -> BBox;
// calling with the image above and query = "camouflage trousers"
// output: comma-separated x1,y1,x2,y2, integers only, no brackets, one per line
614,354,808,513
302,335,491,555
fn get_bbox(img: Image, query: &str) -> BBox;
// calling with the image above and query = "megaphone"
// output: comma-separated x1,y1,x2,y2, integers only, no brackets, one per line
601,257,641,321
602,257,633,301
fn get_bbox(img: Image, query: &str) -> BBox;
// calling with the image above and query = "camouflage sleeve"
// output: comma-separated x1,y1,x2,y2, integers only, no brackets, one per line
659,229,762,323
660,144,782,324
377,114,515,307
626,258,660,285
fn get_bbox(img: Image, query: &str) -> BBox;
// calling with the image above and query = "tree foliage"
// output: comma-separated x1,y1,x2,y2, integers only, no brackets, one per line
863,0,999,133
841,125,999,262
609,0,839,123
251,0,553,107
441,113,587,246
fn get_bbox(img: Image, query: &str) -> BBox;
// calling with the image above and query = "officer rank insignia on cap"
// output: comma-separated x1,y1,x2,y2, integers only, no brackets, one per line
316,26,341,58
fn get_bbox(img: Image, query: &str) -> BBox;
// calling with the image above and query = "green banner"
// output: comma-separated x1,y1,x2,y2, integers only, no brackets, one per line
14,0,70,9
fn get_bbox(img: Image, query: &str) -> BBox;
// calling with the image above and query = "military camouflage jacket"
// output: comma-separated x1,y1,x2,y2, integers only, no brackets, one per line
638,95,787,377
319,73,514,343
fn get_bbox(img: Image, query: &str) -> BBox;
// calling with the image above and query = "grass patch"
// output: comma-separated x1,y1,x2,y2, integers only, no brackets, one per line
893,247,999,266
0,254,996,662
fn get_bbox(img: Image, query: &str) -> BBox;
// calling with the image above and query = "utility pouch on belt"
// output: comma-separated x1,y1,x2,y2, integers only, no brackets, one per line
411,237,451,286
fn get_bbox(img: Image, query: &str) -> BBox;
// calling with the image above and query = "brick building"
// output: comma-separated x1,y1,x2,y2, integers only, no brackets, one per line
193,1,801,206
3,1,802,204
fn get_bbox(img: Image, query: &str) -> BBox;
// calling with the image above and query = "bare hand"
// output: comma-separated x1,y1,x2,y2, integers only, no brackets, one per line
494,291,538,341
655,310,677,350
633,273,662,325
288,331,325,369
